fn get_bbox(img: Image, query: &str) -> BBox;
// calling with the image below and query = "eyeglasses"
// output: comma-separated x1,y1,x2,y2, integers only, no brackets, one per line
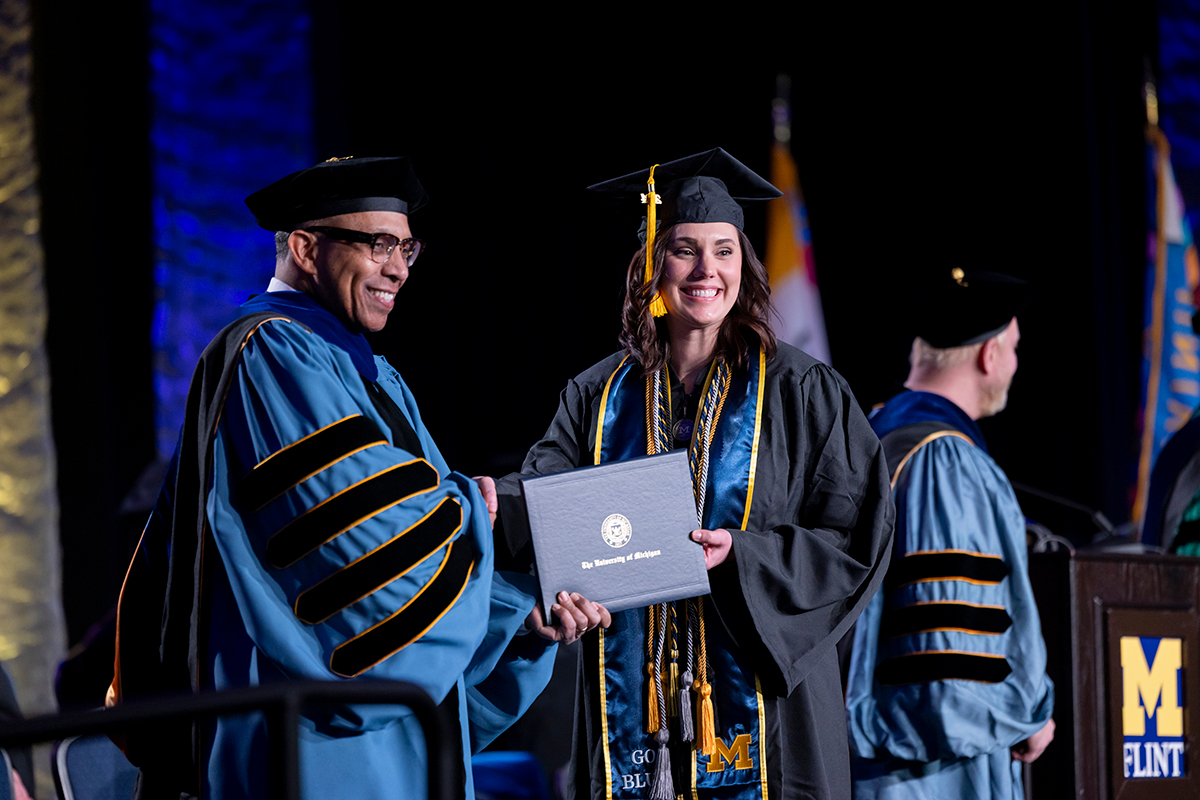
303,226,424,266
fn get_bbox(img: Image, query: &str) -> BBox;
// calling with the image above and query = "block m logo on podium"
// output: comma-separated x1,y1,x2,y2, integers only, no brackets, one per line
1121,636,1185,779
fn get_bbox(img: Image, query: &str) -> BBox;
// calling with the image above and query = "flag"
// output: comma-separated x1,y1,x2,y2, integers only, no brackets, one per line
766,87,830,364
1135,122,1200,527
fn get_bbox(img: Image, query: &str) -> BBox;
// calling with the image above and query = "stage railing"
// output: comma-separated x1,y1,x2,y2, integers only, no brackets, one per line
0,680,452,800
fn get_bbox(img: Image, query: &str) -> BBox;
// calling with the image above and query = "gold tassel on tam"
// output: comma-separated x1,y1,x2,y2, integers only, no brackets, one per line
641,164,668,317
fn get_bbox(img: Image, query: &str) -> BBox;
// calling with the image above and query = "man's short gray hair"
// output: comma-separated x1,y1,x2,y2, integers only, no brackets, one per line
910,327,1008,370
274,230,291,262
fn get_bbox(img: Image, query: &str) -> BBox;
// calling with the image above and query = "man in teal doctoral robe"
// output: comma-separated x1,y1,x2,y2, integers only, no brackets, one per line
846,270,1055,800
110,157,586,799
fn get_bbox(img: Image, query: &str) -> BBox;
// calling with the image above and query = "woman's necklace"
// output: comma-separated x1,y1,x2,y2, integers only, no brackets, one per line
673,386,696,443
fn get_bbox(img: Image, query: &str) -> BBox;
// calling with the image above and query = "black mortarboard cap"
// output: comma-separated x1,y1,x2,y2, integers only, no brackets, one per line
245,156,429,232
588,147,781,234
916,269,1031,348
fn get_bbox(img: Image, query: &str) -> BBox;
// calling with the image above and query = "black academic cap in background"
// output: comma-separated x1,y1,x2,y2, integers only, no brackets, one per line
588,147,781,235
915,269,1031,348
245,156,429,232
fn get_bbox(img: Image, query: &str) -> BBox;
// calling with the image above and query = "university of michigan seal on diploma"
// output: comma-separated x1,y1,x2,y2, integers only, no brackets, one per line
602,513,633,548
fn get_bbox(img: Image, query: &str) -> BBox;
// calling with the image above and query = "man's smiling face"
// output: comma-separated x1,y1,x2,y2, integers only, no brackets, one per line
303,210,413,333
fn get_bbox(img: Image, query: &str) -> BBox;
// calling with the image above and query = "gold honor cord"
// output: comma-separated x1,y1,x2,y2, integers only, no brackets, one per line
645,603,660,733
642,164,667,317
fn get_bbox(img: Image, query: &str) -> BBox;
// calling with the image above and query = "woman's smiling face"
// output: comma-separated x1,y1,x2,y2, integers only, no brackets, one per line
659,222,742,334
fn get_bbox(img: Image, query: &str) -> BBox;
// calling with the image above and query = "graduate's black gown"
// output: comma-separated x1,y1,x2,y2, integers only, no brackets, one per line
502,344,895,800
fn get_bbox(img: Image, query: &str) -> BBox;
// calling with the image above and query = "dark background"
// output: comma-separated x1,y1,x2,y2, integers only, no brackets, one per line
31,3,1154,646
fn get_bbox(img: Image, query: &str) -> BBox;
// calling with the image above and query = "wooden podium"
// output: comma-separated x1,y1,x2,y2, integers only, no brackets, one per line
1028,551,1200,799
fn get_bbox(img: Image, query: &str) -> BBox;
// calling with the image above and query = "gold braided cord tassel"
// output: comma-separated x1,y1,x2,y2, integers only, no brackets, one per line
698,682,716,756
711,367,732,440
646,604,660,733
643,164,667,317
695,597,717,756
669,660,680,716
646,661,660,734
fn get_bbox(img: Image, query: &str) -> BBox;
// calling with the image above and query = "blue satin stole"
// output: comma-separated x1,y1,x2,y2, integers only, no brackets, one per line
591,352,771,799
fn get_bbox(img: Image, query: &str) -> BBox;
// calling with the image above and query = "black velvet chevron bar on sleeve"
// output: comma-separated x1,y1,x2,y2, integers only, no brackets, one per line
240,414,388,511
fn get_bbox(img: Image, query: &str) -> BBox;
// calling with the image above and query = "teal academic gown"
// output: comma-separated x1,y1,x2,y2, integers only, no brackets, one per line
116,291,556,799
846,391,1053,800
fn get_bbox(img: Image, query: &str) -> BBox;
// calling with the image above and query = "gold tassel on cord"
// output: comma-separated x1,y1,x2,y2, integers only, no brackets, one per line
697,681,717,756
696,598,717,755
642,164,667,317
646,661,660,734
668,659,680,716
645,605,660,733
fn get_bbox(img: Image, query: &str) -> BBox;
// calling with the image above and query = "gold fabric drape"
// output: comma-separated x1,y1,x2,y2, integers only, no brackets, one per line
0,0,68,726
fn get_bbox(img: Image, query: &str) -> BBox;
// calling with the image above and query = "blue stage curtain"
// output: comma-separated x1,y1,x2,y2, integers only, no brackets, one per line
149,0,313,456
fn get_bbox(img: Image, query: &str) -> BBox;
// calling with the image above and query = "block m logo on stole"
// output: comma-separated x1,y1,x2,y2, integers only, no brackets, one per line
706,734,753,773
1121,636,1185,778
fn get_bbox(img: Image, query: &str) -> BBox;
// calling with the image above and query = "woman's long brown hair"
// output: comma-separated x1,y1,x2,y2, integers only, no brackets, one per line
618,224,778,375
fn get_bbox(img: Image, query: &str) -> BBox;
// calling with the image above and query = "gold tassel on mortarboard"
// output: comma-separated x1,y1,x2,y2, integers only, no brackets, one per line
642,165,668,318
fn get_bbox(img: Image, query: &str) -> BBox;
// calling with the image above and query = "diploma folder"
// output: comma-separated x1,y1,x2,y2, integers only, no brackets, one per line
520,449,710,618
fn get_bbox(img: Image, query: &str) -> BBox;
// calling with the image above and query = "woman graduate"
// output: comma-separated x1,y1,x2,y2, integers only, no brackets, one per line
504,149,895,800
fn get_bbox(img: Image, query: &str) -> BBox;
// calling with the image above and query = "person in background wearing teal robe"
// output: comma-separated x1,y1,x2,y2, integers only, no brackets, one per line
110,157,605,800
846,270,1055,800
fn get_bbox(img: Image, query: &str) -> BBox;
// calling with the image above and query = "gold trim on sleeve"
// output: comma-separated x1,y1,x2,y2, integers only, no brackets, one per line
889,430,975,489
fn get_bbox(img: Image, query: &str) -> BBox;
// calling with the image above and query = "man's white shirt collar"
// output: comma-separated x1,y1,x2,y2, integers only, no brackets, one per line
266,277,299,293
